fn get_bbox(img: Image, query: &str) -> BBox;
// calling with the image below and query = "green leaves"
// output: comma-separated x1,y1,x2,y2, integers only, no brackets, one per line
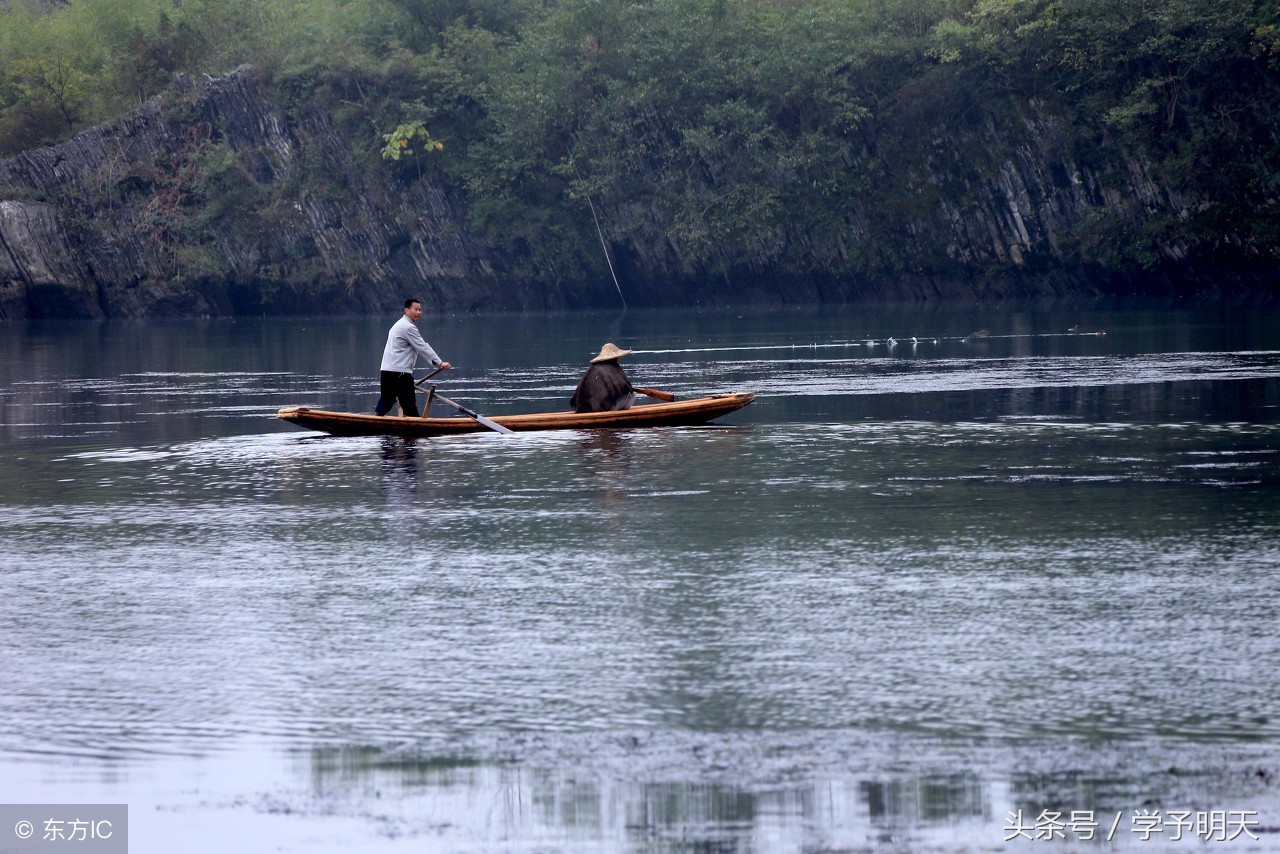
380,120,444,161
0,3,100,138
1,0,1277,289
451,0,889,276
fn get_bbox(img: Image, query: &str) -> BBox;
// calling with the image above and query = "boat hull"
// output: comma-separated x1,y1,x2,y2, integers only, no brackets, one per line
276,392,755,438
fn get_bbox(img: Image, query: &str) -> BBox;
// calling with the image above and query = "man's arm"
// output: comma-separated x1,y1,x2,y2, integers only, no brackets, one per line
404,323,442,367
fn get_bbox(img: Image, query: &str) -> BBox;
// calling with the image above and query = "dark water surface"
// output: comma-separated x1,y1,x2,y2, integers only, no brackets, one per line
2,303,1279,852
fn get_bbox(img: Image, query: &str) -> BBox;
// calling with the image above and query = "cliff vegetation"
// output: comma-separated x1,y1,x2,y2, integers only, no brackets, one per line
1,0,1278,316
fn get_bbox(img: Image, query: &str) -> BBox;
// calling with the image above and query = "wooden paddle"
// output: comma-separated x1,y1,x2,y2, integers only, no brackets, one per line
634,386,676,401
414,366,513,435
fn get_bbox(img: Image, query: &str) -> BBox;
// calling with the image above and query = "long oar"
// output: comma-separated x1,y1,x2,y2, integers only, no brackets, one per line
430,392,513,434
634,386,676,401
414,366,448,388
414,367,513,435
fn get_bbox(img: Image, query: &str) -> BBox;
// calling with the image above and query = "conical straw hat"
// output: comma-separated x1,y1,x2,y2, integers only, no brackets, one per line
591,343,633,363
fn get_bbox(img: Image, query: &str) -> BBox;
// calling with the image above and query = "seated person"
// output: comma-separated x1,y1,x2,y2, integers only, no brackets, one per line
570,343,637,413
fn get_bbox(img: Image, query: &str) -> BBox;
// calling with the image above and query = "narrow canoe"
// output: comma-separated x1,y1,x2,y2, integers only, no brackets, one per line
276,392,755,438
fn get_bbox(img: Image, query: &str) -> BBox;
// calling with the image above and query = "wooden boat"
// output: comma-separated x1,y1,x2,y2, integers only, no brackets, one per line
276,392,755,438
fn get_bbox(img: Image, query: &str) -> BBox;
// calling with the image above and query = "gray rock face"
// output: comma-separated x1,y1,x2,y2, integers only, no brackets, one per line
0,200,99,315
0,66,587,319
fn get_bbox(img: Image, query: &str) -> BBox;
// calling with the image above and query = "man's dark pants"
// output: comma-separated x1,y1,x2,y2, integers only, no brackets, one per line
376,371,419,417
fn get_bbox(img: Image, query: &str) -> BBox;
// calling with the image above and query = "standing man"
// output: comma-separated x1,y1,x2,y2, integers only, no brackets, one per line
376,298,452,417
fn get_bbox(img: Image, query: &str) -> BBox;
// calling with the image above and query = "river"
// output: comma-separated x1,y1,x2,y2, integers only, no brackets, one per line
1,301,1279,852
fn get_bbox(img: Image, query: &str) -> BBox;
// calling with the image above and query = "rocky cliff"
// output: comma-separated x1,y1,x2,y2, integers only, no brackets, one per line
0,66,607,319
0,66,1272,319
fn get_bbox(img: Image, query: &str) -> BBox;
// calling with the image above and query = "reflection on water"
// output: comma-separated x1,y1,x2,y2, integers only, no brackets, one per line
379,437,419,501
573,430,636,508
270,736,1274,852
1,303,1279,851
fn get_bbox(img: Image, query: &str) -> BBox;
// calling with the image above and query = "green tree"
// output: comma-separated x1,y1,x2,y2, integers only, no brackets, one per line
381,119,444,179
2,5,100,131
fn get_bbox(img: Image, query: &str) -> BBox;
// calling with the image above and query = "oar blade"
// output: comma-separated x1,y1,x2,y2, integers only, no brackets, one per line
431,392,513,435
474,413,515,434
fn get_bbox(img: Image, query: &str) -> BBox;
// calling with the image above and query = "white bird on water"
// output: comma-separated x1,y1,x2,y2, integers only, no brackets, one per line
886,337,897,347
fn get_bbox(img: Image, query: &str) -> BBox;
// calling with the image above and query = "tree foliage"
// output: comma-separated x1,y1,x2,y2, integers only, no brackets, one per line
1,0,1277,284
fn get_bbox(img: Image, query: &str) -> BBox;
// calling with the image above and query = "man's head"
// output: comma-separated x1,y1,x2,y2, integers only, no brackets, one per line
403,298,422,322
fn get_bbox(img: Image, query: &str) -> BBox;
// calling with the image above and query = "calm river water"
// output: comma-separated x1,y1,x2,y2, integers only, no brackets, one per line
2,302,1279,853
